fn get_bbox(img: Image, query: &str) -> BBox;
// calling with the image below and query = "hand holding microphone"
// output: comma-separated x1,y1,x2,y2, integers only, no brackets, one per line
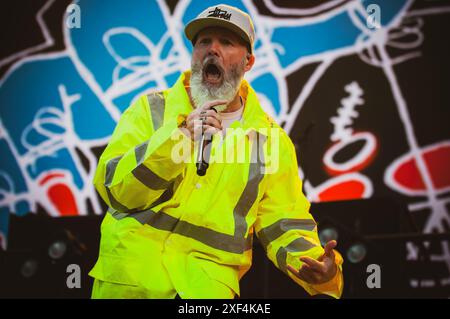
183,100,227,176
184,99,226,141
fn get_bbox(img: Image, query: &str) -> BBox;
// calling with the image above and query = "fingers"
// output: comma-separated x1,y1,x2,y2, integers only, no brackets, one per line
190,122,221,140
324,240,337,254
289,245,339,285
287,263,321,284
183,99,228,141
189,119,222,140
324,240,337,258
199,111,222,130
298,265,321,284
286,264,299,277
186,109,223,140
200,99,228,111
187,110,221,126
300,256,325,273
186,109,222,127
318,240,337,262
187,116,218,130
203,124,221,136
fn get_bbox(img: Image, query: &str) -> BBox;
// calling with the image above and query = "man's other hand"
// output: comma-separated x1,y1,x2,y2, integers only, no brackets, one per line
286,240,338,285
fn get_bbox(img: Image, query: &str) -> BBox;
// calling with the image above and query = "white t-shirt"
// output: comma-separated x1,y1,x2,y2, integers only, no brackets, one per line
220,105,244,138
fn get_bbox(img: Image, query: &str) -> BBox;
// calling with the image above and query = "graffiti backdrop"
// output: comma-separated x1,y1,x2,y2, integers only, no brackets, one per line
0,0,449,290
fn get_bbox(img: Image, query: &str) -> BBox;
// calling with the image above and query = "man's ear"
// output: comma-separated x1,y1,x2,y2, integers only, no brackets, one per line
244,53,255,72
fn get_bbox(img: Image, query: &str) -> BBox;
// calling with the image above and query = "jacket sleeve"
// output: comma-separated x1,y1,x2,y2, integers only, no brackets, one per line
93,92,191,212
254,130,344,299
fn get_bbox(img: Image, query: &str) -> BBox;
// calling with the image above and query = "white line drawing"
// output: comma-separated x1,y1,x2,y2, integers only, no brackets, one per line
0,0,448,287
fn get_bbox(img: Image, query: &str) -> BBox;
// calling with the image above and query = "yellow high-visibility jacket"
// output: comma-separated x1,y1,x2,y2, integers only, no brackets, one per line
89,71,343,298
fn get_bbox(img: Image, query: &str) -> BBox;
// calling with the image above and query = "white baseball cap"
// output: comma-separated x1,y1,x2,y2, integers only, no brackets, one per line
184,4,255,53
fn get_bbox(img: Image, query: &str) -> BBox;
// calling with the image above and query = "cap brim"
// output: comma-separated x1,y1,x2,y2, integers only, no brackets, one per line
185,17,252,52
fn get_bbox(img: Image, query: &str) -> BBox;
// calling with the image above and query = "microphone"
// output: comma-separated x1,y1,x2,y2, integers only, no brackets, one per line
196,130,212,176
196,105,224,176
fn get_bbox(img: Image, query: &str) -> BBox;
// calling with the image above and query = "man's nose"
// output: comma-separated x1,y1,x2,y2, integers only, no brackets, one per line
207,40,220,57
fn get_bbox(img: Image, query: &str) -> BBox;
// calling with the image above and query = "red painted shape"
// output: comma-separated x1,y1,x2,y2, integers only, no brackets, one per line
47,183,79,216
393,144,450,191
424,145,450,189
318,180,366,202
39,173,65,186
393,159,425,191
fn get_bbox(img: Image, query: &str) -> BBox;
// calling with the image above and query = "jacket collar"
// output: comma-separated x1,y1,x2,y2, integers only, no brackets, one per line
166,71,275,136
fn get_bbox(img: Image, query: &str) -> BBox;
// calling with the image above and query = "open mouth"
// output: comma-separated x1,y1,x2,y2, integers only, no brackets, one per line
203,62,223,85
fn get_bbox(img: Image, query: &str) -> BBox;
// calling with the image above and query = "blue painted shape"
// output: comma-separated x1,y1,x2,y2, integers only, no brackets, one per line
271,12,361,68
0,56,116,151
0,55,117,197
15,200,30,216
112,80,157,113
71,0,177,94
251,73,281,115
270,0,408,68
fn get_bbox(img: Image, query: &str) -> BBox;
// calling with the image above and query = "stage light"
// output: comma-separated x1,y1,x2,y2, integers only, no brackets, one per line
346,242,367,263
319,227,339,246
48,240,67,260
20,259,39,278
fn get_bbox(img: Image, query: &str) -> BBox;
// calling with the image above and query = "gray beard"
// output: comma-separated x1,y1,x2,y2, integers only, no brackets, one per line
190,58,245,111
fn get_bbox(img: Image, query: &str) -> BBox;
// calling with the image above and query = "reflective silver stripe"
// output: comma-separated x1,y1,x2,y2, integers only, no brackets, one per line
108,207,128,220
132,165,173,190
107,130,265,254
258,219,317,249
105,155,131,212
105,156,119,189
106,188,130,212
233,132,266,239
172,219,252,254
147,92,165,131
150,181,175,208
103,92,166,212
135,141,148,165
108,209,252,254
276,238,317,274
104,144,172,210
105,156,122,185
132,139,173,190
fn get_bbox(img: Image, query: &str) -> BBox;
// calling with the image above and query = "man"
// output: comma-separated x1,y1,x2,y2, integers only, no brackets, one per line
89,4,343,299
